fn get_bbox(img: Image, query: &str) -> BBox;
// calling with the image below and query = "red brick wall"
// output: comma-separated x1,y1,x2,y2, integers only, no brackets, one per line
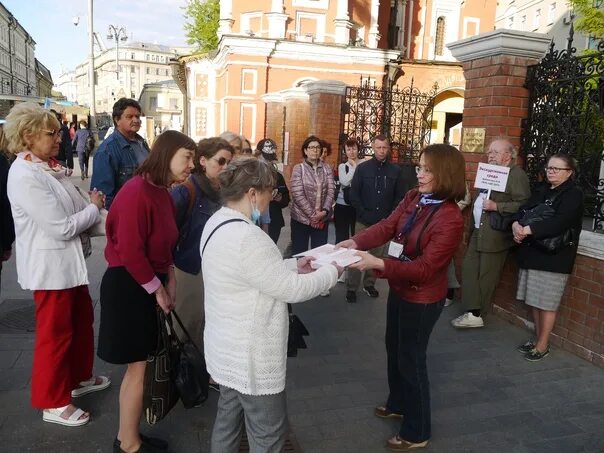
461,55,536,149
283,97,310,182
488,253,604,368
265,102,285,160
308,92,343,170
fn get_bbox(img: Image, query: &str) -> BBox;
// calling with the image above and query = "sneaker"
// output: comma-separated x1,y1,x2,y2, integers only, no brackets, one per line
451,312,484,328
363,286,379,298
517,340,535,354
346,290,357,304
320,290,330,297
524,346,550,362
444,298,454,307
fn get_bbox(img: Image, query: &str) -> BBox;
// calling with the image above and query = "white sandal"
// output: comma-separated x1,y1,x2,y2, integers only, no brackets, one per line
71,375,111,398
42,405,90,427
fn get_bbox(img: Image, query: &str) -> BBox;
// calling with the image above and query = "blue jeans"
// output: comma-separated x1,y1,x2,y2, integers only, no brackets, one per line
290,219,328,255
385,292,444,443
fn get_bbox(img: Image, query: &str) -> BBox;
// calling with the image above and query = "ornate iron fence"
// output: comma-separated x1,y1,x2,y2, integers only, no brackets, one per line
521,28,604,231
340,78,437,163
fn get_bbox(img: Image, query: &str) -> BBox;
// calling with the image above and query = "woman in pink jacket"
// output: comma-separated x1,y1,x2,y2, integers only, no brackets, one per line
290,135,335,256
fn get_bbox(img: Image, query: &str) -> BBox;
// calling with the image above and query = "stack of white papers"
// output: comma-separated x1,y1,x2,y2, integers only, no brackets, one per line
293,244,361,269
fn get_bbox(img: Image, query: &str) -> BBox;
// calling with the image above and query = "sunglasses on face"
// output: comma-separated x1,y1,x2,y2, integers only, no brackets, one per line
211,156,231,166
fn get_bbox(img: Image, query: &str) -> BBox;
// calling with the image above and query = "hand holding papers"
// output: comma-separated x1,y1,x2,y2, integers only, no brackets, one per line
294,244,361,269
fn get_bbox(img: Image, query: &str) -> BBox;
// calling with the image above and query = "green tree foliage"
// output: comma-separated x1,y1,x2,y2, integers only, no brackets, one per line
570,0,604,38
183,0,220,52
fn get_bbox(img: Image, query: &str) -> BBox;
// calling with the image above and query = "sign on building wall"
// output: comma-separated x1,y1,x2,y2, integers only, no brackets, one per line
461,127,486,153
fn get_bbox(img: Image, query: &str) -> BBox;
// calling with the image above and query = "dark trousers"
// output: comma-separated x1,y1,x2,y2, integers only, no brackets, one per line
334,203,356,244
385,291,444,443
290,219,328,255
268,223,282,244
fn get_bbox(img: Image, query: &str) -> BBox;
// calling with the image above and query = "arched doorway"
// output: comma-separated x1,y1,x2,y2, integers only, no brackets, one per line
429,88,464,147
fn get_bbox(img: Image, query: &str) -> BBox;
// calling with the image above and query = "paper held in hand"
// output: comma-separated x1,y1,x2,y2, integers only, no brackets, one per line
293,244,361,269
474,162,510,198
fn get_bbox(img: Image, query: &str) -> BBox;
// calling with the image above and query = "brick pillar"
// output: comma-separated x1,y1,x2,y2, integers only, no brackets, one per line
448,30,551,183
305,80,347,169
262,94,285,161
448,31,604,369
281,88,310,182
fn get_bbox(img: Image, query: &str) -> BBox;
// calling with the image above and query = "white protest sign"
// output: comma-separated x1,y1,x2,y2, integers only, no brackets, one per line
474,163,510,194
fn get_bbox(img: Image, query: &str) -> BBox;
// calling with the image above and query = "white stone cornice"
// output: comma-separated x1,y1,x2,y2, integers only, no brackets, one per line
578,231,604,261
213,36,401,67
303,80,347,96
261,92,285,103
280,87,309,101
447,29,552,62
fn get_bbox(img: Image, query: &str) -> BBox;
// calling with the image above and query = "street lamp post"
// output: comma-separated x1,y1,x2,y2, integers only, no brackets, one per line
107,25,128,80
72,0,98,140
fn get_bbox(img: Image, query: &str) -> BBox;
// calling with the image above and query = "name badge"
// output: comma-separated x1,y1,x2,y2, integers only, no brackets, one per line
388,241,404,259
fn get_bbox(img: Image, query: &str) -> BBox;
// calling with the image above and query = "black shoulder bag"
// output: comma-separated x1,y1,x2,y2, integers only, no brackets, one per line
518,188,575,253
171,310,210,409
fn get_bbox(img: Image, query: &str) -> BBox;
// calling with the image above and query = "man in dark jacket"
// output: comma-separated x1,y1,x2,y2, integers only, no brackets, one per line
51,111,74,175
346,135,408,303
90,98,149,208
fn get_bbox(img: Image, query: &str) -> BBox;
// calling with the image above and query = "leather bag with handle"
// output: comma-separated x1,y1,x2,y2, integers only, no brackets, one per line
171,311,209,408
518,187,575,254
143,308,180,425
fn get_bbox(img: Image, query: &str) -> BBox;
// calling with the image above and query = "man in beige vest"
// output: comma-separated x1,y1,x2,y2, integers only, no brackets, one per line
452,138,531,328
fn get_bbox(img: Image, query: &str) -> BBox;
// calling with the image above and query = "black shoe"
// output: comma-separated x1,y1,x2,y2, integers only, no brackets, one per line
517,340,535,354
113,434,168,452
363,286,379,298
346,290,357,303
524,346,550,362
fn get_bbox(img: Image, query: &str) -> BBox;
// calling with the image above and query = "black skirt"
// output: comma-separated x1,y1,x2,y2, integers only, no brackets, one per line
97,266,166,364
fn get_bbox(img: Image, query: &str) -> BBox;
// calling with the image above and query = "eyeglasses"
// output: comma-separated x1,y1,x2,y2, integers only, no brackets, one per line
306,145,321,150
545,166,571,173
211,157,231,166
42,129,60,138
415,166,433,175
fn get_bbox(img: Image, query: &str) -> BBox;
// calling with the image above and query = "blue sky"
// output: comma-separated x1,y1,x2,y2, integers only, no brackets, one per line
3,0,190,81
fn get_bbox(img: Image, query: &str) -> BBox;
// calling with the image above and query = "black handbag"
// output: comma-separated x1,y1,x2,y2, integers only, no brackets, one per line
143,308,180,425
342,186,351,205
518,189,575,253
489,211,515,232
171,311,209,409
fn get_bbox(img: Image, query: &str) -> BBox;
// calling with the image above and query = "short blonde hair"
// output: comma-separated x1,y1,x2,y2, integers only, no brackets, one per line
4,102,60,153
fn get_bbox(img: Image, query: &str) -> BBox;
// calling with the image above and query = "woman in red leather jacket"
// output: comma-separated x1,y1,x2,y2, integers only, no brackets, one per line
338,144,466,451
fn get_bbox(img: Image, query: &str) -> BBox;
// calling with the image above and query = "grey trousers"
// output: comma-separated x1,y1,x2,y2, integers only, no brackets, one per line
347,221,386,291
211,386,288,453
460,232,509,313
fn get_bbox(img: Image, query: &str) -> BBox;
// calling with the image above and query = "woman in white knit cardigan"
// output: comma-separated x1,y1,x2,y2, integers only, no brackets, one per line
201,159,342,453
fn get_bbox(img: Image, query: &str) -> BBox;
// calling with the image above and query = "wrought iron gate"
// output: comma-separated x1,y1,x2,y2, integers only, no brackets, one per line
340,78,437,163
521,29,604,231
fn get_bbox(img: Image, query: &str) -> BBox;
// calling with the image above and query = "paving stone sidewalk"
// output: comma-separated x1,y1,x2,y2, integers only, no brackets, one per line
0,172,603,452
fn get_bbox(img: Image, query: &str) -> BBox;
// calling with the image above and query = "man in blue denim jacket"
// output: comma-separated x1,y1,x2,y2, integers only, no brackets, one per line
90,98,149,208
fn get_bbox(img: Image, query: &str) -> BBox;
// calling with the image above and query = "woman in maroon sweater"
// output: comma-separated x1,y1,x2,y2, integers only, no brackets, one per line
338,144,466,451
98,131,195,453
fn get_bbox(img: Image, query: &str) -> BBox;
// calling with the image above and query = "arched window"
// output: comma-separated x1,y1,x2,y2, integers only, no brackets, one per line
435,16,446,56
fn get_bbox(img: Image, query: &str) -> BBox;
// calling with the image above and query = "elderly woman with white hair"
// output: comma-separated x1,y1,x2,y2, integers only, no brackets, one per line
219,131,242,156
5,102,109,427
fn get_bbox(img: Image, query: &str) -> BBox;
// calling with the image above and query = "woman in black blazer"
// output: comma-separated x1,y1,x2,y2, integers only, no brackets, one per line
511,153,584,361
